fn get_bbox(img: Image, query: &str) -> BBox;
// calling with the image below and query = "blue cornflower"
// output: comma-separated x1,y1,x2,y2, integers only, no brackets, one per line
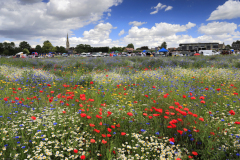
155,132,160,135
237,153,240,156
170,142,174,145
21,146,26,149
146,123,150,125
141,129,146,132
188,134,192,137
113,132,116,135
221,119,225,122
17,141,20,144
53,122,57,125
42,138,45,141
190,138,194,141
19,124,23,127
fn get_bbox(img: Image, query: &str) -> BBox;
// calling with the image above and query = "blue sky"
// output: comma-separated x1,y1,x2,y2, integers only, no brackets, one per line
0,0,240,48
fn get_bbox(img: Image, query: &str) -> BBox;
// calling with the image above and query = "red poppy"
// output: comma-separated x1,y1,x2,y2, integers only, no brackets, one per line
80,155,86,159
18,88,22,90
62,111,66,114
102,140,107,144
164,116,169,119
94,129,100,133
73,149,78,153
148,116,153,119
199,117,204,121
90,139,96,143
234,93,238,95
47,84,51,87
193,114,198,117
235,122,240,124
163,94,168,98
90,81,94,84
39,90,43,93
50,91,54,94
191,97,196,100
229,110,235,115
99,122,103,125
188,156,193,159
80,113,86,118
192,151,198,156
127,112,133,116
169,106,174,109
102,134,106,138
199,96,205,100
107,111,112,115
183,128,188,131
210,132,215,135
177,130,183,135
153,114,160,116
200,100,205,104
152,86,156,89
107,128,112,132
182,95,186,98
87,116,91,119
4,98,8,101
31,116,36,120
107,134,111,137
216,88,221,91
116,124,120,127
145,95,149,98
143,113,147,116
169,137,175,142
96,115,102,119
121,132,126,136
175,102,180,105
89,124,95,127
111,125,115,129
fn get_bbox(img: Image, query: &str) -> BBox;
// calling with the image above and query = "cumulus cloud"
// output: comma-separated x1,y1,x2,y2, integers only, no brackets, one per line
207,0,240,21
150,3,172,14
123,22,196,48
118,29,125,36
198,22,237,35
0,0,122,47
129,21,147,27
59,23,121,48
165,6,173,11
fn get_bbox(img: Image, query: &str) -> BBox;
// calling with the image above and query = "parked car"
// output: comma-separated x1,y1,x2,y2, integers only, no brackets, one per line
62,53,68,57
92,53,104,57
80,53,88,57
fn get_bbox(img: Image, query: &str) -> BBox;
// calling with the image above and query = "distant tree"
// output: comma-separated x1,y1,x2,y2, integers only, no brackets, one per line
140,46,149,50
59,46,66,53
0,43,4,54
160,42,167,49
75,44,92,53
19,41,31,50
23,48,30,55
3,50,9,55
14,47,22,54
42,40,56,53
226,44,231,49
35,45,42,54
126,43,134,49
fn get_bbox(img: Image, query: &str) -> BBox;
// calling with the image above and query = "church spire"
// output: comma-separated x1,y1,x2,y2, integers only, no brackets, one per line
66,33,70,50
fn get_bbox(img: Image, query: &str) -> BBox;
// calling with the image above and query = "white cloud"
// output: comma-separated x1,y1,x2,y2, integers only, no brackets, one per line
118,29,125,36
129,21,147,27
238,24,240,27
150,3,172,14
207,0,240,21
165,6,173,11
123,22,196,48
108,13,111,17
59,23,121,48
198,22,237,35
0,0,123,47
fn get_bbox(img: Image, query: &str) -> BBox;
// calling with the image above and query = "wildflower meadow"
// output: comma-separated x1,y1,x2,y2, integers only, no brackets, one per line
0,55,240,160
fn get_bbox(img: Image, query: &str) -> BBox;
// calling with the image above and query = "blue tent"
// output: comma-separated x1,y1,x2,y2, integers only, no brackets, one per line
159,48,168,52
142,50,146,52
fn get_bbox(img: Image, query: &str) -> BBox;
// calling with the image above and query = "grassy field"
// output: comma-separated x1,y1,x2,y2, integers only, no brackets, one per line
0,55,240,160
